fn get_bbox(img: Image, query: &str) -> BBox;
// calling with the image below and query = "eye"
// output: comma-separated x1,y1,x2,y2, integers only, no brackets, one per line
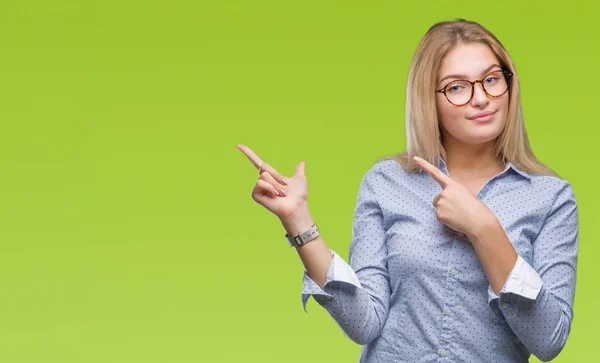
484,75,499,85
446,83,467,93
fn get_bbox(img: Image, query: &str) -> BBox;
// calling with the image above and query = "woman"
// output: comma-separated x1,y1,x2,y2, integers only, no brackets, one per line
237,19,578,363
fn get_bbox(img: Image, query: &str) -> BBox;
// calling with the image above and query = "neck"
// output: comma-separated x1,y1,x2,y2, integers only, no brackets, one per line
443,137,504,176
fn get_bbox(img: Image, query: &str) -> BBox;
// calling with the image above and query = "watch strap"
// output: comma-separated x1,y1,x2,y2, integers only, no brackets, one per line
285,224,319,247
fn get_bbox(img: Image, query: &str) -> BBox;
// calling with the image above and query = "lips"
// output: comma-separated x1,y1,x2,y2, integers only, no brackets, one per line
468,111,495,120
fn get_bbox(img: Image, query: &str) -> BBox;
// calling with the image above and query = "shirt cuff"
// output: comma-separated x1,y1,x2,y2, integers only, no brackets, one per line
301,250,362,312
488,255,543,303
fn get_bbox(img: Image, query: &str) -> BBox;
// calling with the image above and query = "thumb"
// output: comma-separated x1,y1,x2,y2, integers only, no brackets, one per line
294,161,306,177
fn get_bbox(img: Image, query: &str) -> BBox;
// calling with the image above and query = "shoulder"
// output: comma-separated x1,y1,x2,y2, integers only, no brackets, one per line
362,159,410,182
356,159,416,202
527,173,577,203
523,174,578,221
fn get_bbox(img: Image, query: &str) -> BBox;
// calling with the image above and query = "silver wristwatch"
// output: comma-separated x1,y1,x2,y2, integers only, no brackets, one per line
285,224,320,247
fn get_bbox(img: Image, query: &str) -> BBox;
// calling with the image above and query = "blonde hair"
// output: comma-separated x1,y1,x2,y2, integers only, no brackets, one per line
381,19,558,177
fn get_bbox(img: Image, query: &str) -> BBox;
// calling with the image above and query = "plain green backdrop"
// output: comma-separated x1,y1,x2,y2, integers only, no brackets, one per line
0,1,596,362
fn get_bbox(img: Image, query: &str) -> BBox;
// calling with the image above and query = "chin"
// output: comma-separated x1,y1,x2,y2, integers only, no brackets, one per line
443,119,505,145
460,132,502,145
453,127,501,144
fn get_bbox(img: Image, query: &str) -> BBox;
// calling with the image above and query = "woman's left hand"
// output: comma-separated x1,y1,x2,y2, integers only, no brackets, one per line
413,156,496,237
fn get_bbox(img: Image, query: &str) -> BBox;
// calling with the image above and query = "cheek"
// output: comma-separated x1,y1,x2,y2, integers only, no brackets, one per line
498,98,509,116
437,98,463,130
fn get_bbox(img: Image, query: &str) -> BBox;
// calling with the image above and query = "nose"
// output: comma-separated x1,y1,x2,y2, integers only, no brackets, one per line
469,81,490,108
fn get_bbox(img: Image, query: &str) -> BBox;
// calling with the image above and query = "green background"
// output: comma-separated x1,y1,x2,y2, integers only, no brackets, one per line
0,1,596,362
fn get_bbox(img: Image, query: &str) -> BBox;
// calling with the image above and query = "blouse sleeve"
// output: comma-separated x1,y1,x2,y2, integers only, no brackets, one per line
488,182,579,362
300,163,392,345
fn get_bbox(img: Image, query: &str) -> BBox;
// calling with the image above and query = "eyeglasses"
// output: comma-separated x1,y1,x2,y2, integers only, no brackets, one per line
435,70,513,106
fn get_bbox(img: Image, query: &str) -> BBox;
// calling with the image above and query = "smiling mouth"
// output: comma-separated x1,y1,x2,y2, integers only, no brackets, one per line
469,111,495,120
469,111,496,122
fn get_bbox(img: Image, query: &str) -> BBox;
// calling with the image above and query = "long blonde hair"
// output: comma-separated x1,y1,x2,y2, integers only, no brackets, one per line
382,19,558,177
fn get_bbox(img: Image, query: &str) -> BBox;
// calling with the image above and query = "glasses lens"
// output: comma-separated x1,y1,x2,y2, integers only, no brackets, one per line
445,80,472,105
444,71,509,105
482,71,509,97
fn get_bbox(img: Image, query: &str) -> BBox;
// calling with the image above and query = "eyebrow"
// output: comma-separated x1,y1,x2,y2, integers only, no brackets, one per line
439,64,502,85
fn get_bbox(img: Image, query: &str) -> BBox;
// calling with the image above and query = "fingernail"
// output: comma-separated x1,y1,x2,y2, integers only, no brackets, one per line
274,189,280,196
282,177,289,185
280,188,287,196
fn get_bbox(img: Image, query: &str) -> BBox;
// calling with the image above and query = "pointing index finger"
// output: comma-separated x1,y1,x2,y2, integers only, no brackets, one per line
237,144,265,170
413,156,452,188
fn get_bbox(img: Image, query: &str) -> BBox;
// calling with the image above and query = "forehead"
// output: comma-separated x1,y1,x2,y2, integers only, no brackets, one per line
439,43,499,78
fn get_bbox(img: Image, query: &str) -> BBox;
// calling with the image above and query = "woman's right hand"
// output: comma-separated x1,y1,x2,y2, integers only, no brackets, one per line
237,144,308,220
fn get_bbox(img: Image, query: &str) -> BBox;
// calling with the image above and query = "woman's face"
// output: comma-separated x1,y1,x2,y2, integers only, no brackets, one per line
435,43,509,146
